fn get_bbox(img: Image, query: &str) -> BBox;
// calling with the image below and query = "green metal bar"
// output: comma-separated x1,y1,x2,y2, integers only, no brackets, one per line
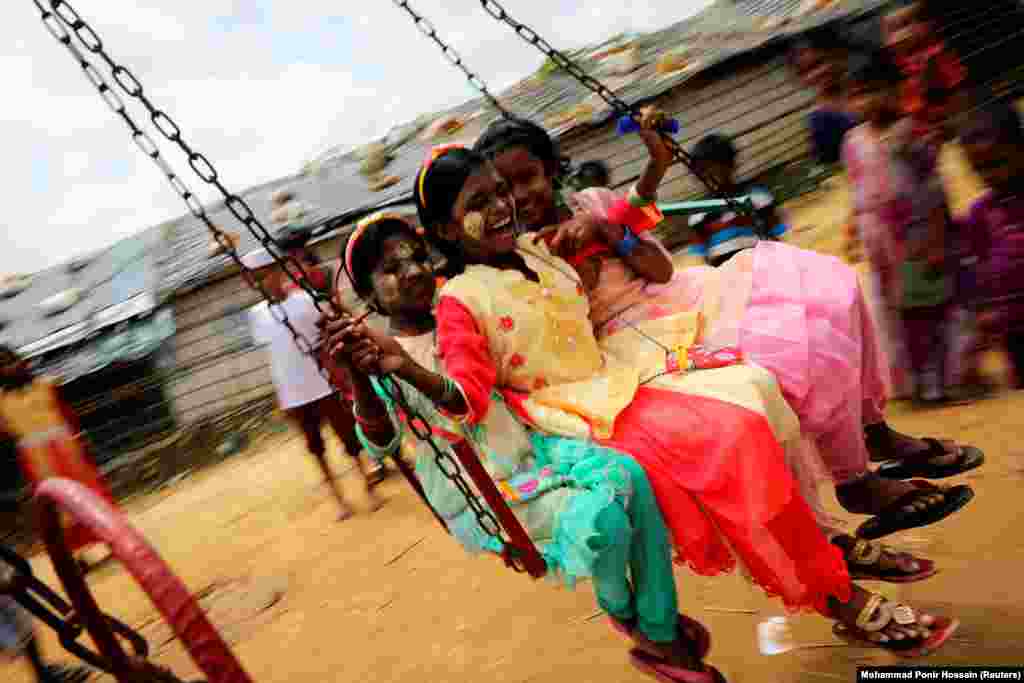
657,197,754,216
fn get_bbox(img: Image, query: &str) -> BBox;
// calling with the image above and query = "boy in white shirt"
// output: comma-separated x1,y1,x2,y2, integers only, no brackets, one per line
247,230,384,520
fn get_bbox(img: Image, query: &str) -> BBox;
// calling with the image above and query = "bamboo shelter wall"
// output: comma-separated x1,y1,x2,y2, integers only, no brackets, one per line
560,54,813,202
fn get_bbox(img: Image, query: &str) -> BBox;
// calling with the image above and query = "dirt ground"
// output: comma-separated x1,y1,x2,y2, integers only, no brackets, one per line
5,144,1024,683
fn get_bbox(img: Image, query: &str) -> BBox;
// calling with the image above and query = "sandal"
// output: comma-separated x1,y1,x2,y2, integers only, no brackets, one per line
855,481,973,540
875,440,985,480
832,594,958,657
610,614,712,659
835,537,937,583
628,649,727,683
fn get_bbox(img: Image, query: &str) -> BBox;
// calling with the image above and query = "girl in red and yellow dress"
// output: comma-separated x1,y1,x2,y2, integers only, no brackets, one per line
0,345,114,570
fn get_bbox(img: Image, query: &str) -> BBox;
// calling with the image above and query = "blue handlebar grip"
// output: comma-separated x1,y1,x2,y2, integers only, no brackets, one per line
617,115,681,136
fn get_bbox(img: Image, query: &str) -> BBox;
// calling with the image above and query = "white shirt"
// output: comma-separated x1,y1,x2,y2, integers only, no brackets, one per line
248,290,334,409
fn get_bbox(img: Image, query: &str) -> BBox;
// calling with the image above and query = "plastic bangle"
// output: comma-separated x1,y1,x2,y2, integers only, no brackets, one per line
614,228,640,258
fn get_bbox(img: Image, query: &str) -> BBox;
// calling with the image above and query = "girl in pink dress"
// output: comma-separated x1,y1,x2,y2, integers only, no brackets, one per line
472,109,982,546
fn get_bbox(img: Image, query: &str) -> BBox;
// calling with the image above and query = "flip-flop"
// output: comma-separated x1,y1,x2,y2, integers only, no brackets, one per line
876,441,984,480
628,649,727,683
610,614,712,659
855,482,974,540
832,615,959,658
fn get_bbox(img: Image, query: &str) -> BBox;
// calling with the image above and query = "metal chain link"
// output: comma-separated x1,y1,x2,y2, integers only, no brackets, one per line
377,378,505,542
1,544,149,673
33,0,325,379
477,0,769,236
32,0,515,562
391,0,512,119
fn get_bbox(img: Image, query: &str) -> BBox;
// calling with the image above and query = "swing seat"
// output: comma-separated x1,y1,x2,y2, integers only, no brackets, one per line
446,439,549,579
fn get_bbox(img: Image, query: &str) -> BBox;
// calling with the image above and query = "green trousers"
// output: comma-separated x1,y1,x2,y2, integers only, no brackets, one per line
590,456,679,643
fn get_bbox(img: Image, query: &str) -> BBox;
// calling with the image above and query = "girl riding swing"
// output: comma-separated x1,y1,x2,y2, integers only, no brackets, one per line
321,143,960,675
471,107,982,545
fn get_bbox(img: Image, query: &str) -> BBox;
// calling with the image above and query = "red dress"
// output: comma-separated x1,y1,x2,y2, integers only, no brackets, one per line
434,280,850,615
0,378,115,552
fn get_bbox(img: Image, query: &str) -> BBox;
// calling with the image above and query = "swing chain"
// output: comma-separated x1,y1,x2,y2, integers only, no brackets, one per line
35,0,333,320
35,0,321,365
33,0,515,558
1,545,149,673
377,379,509,547
390,0,511,119
477,0,770,236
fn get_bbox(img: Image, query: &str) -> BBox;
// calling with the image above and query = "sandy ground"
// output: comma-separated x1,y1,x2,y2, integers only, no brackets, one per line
5,144,1024,683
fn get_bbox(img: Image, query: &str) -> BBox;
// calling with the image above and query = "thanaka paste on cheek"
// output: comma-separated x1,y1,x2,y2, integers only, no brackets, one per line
463,211,484,240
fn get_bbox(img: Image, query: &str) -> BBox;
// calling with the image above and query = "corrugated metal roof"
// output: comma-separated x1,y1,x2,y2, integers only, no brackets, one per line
0,226,163,352
30,308,176,383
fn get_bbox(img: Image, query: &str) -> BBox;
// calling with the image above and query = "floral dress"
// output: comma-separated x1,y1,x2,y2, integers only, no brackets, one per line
433,235,850,614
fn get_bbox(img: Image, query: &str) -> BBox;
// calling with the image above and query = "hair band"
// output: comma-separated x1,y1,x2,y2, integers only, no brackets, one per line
344,211,415,287
416,143,466,211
